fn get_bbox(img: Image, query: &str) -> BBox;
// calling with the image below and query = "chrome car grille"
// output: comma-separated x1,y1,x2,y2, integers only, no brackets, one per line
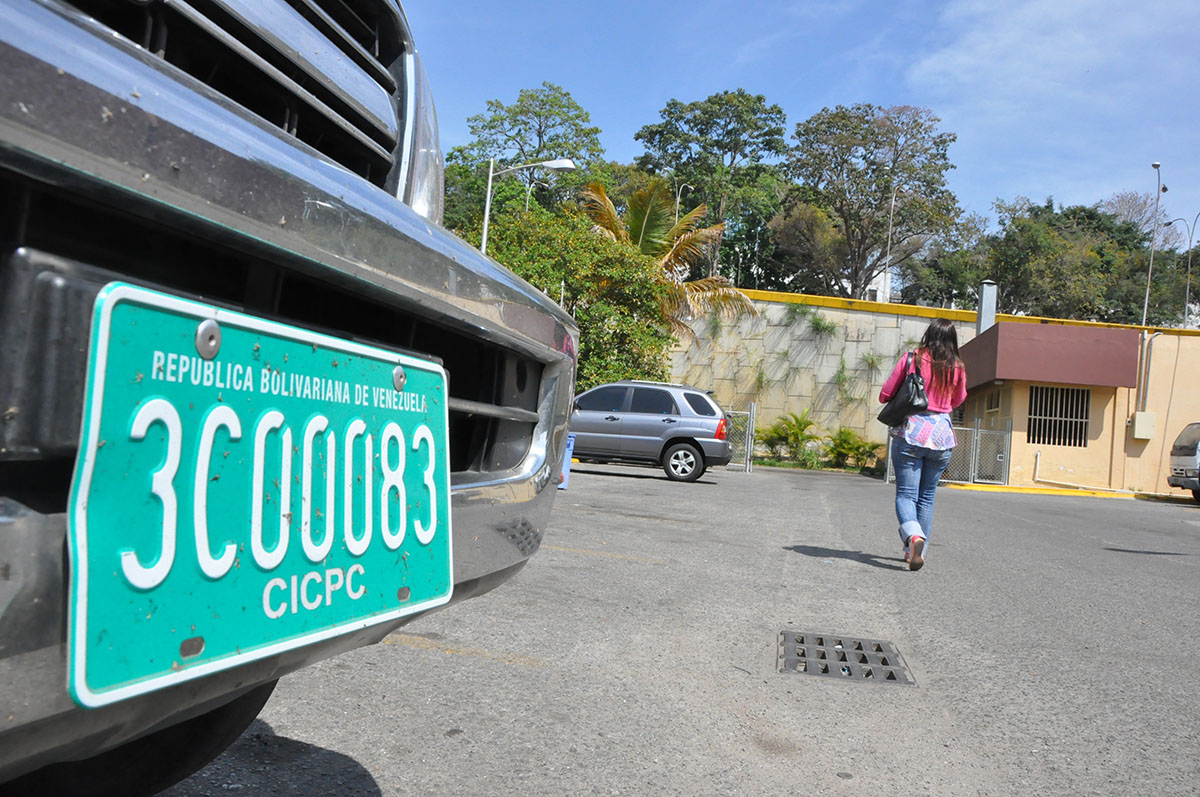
62,0,407,189
0,178,545,508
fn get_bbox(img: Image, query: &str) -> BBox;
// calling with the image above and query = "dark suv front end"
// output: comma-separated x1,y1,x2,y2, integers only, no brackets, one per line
0,0,577,787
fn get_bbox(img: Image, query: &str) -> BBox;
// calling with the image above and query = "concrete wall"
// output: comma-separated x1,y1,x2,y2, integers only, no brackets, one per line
670,291,978,444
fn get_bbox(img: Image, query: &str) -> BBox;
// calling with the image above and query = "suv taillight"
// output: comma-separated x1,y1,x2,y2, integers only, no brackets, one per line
715,418,727,441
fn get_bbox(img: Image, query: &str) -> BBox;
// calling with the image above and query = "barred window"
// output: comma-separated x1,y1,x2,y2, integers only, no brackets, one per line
1027,386,1090,447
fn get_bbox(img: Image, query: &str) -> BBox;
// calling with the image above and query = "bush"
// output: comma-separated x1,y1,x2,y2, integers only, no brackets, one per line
756,410,821,463
754,424,788,459
796,444,822,469
825,427,880,469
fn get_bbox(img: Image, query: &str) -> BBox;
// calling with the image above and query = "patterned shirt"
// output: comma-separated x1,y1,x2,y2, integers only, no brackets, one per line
889,412,957,450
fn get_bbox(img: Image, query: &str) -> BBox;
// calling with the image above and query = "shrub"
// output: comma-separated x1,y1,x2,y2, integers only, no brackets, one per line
756,410,821,461
826,427,880,469
755,424,788,459
796,444,822,469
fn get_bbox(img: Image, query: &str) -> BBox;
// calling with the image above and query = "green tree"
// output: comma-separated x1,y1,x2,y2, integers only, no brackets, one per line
901,196,1187,325
981,198,1186,323
443,83,604,232
784,104,959,299
580,179,754,335
722,169,789,288
766,201,851,295
464,206,672,390
898,213,989,308
635,89,788,275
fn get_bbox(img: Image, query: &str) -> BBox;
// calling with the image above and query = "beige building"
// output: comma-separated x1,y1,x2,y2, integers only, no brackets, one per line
960,319,1200,495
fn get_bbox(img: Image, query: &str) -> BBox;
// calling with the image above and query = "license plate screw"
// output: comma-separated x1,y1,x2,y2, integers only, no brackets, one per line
392,365,407,391
195,319,222,360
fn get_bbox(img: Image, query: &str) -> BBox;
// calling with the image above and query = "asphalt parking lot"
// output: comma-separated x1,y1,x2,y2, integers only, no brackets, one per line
170,464,1200,795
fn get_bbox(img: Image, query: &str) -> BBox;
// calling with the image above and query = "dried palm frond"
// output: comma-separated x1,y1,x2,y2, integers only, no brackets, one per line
579,182,628,244
660,223,724,283
661,275,756,339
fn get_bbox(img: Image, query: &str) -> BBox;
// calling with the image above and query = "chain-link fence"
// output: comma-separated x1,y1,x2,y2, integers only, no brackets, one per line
942,431,975,482
724,405,755,472
886,425,1010,485
973,430,1010,484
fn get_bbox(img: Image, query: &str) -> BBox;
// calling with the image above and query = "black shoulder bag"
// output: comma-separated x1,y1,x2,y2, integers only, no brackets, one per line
877,352,928,427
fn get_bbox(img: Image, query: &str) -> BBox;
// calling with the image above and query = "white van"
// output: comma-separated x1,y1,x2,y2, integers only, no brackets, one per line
1167,422,1200,504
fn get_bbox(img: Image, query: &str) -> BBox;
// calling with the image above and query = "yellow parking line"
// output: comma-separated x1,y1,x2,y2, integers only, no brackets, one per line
541,543,665,564
384,633,547,668
943,483,1132,498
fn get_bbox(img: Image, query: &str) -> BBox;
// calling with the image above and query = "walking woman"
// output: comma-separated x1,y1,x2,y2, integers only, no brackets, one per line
878,318,967,571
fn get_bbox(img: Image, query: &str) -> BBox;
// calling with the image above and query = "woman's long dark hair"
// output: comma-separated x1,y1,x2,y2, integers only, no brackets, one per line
919,318,961,395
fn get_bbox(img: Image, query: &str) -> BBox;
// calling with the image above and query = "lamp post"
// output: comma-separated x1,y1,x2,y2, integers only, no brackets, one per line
480,157,575,255
882,168,899,302
1141,162,1168,326
675,182,693,223
525,180,549,211
1165,211,1200,328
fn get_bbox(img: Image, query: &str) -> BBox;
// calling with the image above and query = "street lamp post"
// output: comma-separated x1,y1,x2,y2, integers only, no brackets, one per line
882,169,899,302
675,182,693,223
525,180,549,211
480,157,575,255
1142,162,1168,327
1165,211,1200,328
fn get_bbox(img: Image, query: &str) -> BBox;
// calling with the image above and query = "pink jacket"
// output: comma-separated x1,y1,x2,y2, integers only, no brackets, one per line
879,350,967,414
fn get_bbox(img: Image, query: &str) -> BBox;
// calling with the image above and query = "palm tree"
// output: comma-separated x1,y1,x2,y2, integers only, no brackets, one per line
580,179,754,336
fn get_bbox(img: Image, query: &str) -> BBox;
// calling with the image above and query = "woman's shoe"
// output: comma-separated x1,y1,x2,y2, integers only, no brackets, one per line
908,536,925,571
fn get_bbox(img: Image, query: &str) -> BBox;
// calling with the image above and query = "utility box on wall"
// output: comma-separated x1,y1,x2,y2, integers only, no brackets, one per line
1130,411,1155,440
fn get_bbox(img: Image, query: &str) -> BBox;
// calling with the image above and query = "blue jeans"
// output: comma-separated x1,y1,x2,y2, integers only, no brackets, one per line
892,438,953,549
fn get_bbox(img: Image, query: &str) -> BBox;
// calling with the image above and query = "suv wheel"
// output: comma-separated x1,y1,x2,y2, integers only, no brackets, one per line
3,680,278,796
663,442,705,482
1192,489,1200,505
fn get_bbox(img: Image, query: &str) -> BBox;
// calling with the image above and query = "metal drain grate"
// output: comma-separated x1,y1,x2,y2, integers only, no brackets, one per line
778,631,915,685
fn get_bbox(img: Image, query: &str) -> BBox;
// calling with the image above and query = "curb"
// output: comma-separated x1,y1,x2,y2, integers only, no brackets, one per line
1131,492,1198,506
943,482,1199,504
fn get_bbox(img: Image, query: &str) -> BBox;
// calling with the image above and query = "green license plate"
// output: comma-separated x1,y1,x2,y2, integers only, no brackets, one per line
67,284,452,707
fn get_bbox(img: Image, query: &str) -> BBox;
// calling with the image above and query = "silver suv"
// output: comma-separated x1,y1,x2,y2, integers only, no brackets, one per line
570,381,732,481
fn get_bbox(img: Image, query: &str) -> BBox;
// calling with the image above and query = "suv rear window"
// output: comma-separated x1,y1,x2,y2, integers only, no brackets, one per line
684,392,717,416
631,388,677,415
577,386,626,412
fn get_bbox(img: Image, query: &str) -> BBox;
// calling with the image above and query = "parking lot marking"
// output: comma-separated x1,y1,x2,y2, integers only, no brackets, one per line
384,633,547,668
541,544,666,565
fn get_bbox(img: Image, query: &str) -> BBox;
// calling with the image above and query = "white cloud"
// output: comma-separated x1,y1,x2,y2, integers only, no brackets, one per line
905,0,1200,217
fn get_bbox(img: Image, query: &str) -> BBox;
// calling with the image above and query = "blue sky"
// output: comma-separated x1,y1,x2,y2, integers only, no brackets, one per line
404,0,1200,235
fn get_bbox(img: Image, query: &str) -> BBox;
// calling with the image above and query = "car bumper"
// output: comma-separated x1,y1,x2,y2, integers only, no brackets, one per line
700,439,733,467
1167,476,1199,490
0,1,576,780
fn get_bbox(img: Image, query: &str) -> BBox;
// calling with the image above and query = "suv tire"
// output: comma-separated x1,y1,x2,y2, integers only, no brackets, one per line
3,679,278,796
1192,489,1200,505
663,442,705,482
